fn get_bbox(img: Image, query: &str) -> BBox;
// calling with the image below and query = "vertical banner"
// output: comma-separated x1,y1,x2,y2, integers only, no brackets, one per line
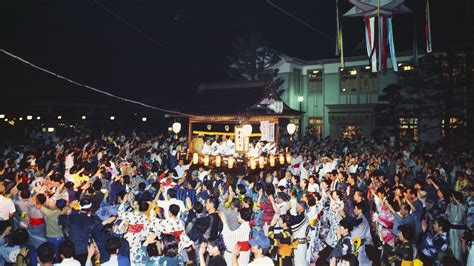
335,0,345,67
260,121,275,142
260,121,269,141
235,126,245,153
267,123,275,142
425,0,432,53
387,17,398,71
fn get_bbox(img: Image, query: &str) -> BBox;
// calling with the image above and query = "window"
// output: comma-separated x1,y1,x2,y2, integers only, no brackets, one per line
308,69,323,93
398,62,415,72
360,66,377,91
293,68,302,95
308,117,323,140
442,117,464,138
399,118,418,141
340,67,358,92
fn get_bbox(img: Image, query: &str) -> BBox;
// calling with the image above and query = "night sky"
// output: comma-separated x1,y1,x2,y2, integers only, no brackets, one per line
1,0,472,113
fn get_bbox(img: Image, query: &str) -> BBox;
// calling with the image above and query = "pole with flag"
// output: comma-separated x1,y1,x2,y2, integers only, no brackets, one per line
335,0,344,68
425,0,432,53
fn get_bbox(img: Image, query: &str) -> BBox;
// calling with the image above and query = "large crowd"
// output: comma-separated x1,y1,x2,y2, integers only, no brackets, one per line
0,128,473,266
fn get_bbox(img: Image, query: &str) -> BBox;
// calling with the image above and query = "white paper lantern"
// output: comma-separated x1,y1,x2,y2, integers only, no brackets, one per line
242,124,252,137
172,122,182,134
228,156,234,169
287,123,296,135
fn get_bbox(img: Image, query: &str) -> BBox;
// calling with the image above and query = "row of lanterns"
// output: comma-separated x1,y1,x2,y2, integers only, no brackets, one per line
192,153,292,169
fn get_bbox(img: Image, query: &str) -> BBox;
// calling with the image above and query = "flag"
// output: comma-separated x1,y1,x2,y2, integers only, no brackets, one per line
425,0,432,53
336,0,344,67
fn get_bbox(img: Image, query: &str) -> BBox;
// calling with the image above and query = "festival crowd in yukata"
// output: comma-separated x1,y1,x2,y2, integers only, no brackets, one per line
0,128,473,266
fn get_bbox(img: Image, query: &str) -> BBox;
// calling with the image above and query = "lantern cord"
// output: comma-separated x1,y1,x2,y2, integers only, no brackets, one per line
0,49,192,117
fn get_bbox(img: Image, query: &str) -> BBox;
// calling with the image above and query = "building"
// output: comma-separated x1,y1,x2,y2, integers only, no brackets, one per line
276,52,421,141
275,53,470,142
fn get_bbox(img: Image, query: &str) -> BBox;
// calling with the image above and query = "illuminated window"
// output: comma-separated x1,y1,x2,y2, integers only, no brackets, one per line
308,117,323,140
442,117,463,138
360,66,377,92
399,118,418,141
399,62,415,72
340,67,358,92
308,69,323,93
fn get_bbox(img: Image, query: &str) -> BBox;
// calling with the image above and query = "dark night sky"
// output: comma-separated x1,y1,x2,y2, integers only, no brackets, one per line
0,0,472,113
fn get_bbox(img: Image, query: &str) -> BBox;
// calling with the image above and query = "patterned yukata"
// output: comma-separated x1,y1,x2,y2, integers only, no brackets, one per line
147,216,193,254
420,231,448,263
326,200,343,248
118,206,150,263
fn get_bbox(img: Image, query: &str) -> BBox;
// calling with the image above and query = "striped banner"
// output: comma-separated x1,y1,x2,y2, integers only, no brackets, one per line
387,17,398,71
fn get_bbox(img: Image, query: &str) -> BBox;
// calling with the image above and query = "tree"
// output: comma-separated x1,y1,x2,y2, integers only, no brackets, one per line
375,54,444,143
226,33,284,94
376,52,472,146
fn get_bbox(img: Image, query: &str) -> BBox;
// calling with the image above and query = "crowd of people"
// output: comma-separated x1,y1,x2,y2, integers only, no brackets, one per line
0,128,473,266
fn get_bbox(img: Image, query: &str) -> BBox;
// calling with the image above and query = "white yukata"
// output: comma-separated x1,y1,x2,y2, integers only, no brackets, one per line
222,221,251,266
147,216,193,254
118,206,150,263
291,214,309,266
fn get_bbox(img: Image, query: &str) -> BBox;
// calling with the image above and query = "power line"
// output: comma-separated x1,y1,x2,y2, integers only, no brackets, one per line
0,49,191,117
266,0,334,42
93,0,166,48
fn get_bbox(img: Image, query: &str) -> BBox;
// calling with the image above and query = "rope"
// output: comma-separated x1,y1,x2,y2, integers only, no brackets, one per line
0,49,192,117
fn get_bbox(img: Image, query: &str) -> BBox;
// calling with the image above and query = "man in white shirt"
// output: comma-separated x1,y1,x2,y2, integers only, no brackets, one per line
197,166,209,182
201,139,212,155
174,159,191,179
0,184,15,232
349,157,359,174
210,138,221,156
300,162,310,180
156,188,185,219
217,137,228,156
225,136,235,156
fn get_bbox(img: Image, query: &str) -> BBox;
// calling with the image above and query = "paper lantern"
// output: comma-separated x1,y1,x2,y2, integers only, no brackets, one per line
207,124,212,130
286,153,292,164
172,122,182,134
258,156,265,169
224,125,230,132
269,155,275,167
287,123,296,135
250,158,256,170
192,153,199,164
215,156,221,167
203,155,210,167
228,156,234,169
279,154,285,165
242,124,252,137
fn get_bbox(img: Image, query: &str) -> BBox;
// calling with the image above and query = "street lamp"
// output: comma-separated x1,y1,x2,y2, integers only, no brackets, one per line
110,116,115,121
